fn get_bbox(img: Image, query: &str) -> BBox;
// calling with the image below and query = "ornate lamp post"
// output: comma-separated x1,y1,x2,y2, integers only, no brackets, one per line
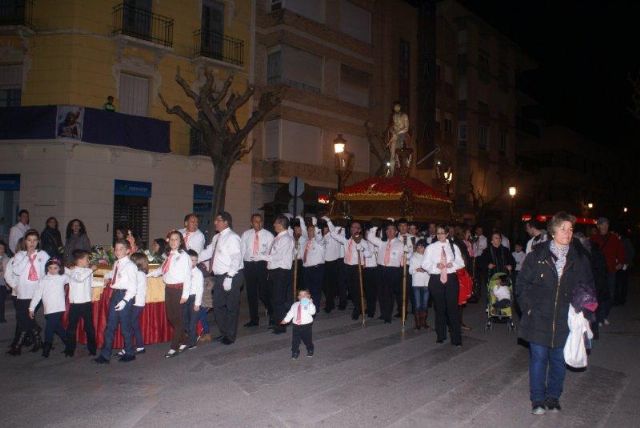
509,186,517,244
443,168,453,197
333,134,353,191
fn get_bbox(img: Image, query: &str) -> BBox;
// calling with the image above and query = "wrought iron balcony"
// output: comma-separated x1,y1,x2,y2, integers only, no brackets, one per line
112,3,173,48
0,0,34,28
193,30,244,66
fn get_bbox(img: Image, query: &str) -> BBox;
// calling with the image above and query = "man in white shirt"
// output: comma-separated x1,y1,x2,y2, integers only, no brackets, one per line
425,223,437,245
321,219,346,313
398,218,416,316
525,220,548,254
301,221,325,311
198,212,244,345
9,209,30,254
368,223,405,323
179,213,205,254
257,214,294,334
240,213,274,328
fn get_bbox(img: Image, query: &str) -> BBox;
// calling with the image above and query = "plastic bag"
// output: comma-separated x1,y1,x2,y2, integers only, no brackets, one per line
563,305,593,368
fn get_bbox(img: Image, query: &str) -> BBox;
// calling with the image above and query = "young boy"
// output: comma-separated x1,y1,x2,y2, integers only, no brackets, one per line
282,289,316,359
66,250,99,356
512,242,526,284
492,276,512,310
186,249,204,348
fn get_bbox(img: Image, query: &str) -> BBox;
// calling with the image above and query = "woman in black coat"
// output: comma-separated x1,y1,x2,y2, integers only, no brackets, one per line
516,212,595,415
41,217,63,260
478,231,515,278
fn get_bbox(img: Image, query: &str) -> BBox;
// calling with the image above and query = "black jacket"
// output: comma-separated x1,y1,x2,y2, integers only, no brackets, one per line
478,244,515,277
516,241,595,348
41,227,63,259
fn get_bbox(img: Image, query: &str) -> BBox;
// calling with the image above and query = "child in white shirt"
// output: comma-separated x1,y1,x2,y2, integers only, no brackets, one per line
186,250,204,348
282,289,316,359
29,258,69,358
408,239,429,329
492,276,512,310
128,252,148,355
65,250,99,356
512,243,526,284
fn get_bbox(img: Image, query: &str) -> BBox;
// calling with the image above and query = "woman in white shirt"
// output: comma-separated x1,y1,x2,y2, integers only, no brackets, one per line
421,225,465,346
6,229,49,355
29,258,69,357
149,231,192,358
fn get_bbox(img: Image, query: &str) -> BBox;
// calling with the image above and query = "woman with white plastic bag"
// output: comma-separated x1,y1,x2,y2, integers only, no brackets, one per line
564,305,594,368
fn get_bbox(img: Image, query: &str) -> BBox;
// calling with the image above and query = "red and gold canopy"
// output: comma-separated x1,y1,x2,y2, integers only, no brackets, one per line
330,176,453,222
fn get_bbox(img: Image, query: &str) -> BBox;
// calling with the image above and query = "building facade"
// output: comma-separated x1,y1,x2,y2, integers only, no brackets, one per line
0,0,254,245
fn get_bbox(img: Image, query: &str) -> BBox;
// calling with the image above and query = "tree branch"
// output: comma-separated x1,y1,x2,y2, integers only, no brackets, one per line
158,93,199,129
175,67,199,103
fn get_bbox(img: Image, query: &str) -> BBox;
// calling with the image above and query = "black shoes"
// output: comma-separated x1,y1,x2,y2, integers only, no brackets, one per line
213,335,224,342
307,350,314,358
94,355,110,364
545,398,561,412
119,354,136,362
221,337,234,345
291,352,299,360
244,321,259,328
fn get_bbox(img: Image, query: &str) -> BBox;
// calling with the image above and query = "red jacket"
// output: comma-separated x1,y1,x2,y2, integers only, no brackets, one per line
591,233,625,273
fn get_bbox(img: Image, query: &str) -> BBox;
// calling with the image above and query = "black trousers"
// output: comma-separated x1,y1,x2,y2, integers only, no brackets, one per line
292,323,313,354
337,259,348,308
364,268,378,317
0,285,7,321
66,302,96,354
244,261,270,323
303,264,324,309
323,260,339,312
269,268,292,325
378,266,402,322
213,271,244,342
345,265,378,317
615,269,630,305
15,298,35,336
429,273,462,345
44,311,66,345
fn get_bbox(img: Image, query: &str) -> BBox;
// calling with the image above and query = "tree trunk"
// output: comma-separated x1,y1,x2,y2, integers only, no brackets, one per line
211,160,232,230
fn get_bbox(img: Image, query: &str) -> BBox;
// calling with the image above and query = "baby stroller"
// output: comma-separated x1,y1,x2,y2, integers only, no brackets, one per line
485,272,516,332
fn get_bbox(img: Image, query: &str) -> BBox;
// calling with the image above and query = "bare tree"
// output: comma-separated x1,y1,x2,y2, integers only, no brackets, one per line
159,68,281,217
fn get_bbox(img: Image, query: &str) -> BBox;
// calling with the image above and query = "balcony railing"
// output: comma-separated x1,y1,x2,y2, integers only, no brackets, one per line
0,0,34,27
112,3,173,48
193,30,244,66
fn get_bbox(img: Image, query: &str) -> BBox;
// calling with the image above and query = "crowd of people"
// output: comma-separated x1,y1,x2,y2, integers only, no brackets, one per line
0,208,635,414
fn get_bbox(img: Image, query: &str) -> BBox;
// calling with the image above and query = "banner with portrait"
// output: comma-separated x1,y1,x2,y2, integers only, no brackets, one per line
56,105,84,140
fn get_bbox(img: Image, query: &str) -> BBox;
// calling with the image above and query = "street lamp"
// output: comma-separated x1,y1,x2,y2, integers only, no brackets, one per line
333,134,353,191
508,186,517,198
508,186,517,245
623,207,628,213
443,168,453,197
587,202,594,209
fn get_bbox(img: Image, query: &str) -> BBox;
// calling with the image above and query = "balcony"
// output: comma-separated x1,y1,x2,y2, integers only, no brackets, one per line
112,3,173,48
193,30,244,67
0,0,34,31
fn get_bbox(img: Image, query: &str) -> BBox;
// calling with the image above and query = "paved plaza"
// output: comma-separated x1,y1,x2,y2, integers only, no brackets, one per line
2,280,639,428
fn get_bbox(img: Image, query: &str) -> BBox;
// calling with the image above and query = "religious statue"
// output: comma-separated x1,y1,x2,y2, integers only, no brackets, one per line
387,102,409,175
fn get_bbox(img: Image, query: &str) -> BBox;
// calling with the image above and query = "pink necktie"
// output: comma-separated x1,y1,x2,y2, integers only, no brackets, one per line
384,242,392,266
184,232,191,246
252,232,259,256
296,303,302,325
162,253,173,274
440,247,448,284
346,240,354,264
28,253,38,281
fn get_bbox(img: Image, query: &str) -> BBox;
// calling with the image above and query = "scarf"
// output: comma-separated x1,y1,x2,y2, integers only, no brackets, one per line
549,240,570,278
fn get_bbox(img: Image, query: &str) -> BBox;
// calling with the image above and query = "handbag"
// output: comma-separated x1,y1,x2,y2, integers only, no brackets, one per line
564,305,593,368
457,268,473,305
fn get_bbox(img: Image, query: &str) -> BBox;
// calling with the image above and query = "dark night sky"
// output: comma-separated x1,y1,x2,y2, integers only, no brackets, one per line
458,0,640,146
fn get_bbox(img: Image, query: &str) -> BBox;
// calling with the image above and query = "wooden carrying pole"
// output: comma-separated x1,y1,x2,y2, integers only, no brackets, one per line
356,248,366,327
293,240,299,300
401,250,408,330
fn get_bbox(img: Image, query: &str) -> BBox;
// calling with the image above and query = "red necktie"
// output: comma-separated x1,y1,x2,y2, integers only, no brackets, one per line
252,232,259,256
384,242,392,266
296,303,302,324
111,263,119,288
162,253,173,274
440,247,448,284
184,232,191,246
28,253,38,281
346,240,354,264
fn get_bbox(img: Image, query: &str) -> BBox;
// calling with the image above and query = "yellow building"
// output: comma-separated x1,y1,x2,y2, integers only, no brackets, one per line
0,0,254,246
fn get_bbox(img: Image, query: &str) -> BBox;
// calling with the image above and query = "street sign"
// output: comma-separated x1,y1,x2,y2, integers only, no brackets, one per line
288,198,304,216
288,176,305,197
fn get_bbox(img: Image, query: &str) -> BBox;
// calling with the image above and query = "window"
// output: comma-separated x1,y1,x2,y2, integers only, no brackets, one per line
201,0,225,58
478,126,488,151
0,64,22,107
499,131,507,154
339,64,370,107
399,39,410,111
339,0,370,43
444,118,452,134
264,119,323,166
278,0,325,23
119,73,149,116
478,51,490,83
457,29,468,52
458,123,467,149
267,50,282,85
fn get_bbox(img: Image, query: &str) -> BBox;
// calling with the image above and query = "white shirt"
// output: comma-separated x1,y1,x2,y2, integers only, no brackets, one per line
367,228,406,267
473,235,488,257
68,266,97,304
493,285,511,301
150,250,192,300
409,252,429,287
199,227,243,278
106,256,140,302
6,250,50,300
426,235,437,245
240,228,274,262
326,219,376,268
302,235,325,267
501,236,511,250
399,233,415,257
9,222,29,254
421,240,465,274
29,273,69,314
526,232,548,254
190,266,204,307
179,228,206,254
261,230,294,270
134,270,147,307
512,251,526,272
323,227,344,262
283,301,316,325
